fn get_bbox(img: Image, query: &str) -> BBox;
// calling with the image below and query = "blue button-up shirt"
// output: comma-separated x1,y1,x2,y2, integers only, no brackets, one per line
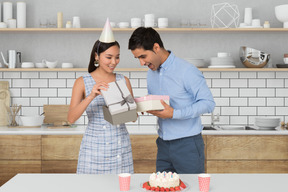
147,51,215,140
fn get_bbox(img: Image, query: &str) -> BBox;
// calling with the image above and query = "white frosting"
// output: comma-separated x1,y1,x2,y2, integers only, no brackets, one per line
149,172,180,188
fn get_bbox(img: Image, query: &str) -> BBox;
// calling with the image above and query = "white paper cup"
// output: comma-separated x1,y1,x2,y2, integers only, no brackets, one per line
198,174,211,192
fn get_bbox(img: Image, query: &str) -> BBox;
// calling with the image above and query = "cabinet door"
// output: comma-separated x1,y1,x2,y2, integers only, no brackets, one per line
42,160,78,173
130,135,158,173
0,160,41,186
0,135,41,160
42,135,83,160
206,135,288,160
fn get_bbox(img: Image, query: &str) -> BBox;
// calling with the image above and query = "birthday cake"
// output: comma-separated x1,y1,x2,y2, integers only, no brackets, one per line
142,171,186,191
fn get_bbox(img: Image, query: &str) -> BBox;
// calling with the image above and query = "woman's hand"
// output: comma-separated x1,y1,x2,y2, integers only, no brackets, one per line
89,81,109,98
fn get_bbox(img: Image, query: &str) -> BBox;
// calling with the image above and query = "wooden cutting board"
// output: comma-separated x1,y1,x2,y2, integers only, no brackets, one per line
43,105,70,124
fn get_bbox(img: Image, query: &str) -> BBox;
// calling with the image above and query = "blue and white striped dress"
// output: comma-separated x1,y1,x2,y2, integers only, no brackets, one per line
77,73,134,174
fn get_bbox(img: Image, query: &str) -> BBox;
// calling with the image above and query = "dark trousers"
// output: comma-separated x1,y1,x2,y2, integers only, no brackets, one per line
156,133,205,174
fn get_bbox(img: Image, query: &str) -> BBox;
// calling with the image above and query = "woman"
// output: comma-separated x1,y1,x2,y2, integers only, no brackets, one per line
68,25,134,174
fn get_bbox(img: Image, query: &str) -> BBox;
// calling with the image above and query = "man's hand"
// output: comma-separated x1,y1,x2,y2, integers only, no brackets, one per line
147,100,173,119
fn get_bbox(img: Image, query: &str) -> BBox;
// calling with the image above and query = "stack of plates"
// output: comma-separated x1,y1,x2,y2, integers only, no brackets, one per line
185,58,206,68
254,117,280,130
208,52,236,68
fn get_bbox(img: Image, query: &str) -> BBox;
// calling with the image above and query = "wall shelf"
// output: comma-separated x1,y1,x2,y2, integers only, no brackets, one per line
1,68,288,72
0,28,288,33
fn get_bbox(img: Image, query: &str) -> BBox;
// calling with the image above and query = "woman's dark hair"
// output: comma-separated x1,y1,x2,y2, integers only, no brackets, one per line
88,40,120,73
128,27,164,51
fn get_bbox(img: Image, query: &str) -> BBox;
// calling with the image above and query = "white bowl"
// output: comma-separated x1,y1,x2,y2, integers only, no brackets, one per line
20,116,44,126
275,4,288,28
46,61,58,68
61,62,73,68
35,62,47,68
21,62,34,68
185,58,206,67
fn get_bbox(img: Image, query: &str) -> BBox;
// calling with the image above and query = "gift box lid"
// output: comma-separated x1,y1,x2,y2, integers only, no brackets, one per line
134,95,170,103
101,79,136,115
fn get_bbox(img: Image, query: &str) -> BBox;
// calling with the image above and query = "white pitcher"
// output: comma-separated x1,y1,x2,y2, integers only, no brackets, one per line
1,50,21,68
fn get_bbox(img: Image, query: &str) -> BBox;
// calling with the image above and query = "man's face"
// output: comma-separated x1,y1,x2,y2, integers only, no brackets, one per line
131,46,162,71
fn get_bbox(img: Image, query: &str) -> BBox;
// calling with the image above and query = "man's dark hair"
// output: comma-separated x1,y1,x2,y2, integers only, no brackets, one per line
128,27,164,51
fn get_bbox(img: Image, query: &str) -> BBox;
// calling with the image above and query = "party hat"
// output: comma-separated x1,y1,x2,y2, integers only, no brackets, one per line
99,18,115,43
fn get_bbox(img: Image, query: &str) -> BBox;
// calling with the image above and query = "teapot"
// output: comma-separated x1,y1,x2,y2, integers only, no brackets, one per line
1,50,22,68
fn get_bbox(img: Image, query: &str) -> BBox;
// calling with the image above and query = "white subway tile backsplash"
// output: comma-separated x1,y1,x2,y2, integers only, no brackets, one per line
267,79,284,88
240,107,257,115
139,79,147,88
276,107,288,116
203,72,220,79
58,88,72,97
221,88,238,97
31,79,48,88
230,116,247,125
40,88,57,97
22,88,39,97
21,107,39,116
276,88,288,97
230,98,247,106
258,72,275,78
58,72,75,78
49,79,66,87
130,71,147,78
4,72,20,78
248,79,266,88
76,72,87,78
12,79,30,87
129,79,139,88
9,88,21,97
40,72,57,78
239,72,256,78
257,107,275,115
133,88,148,97
221,107,238,115
67,79,76,88
31,98,48,106
1,71,287,127
248,98,266,106
221,72,238,78
210,88,221,97
22,72,38,78
49,98,67,104
214,98,229,106
12,98,30,106
230,79,248,88
258,88,275,97
212,79,229,88
267,98,284,106
276,72,288,78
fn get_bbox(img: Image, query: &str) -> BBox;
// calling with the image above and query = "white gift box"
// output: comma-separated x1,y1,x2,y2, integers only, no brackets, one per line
101,80,137,125
134,95,170,112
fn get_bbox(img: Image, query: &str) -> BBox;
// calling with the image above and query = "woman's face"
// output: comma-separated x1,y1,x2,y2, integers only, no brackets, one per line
96,45,120,72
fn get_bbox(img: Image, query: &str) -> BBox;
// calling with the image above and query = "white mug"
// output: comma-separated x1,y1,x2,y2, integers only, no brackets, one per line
7,19,16,28
117,22,129,28
144,14,156,27
158,18,168,28
251,19,261,27
131,18,141,28
284,58,288,64
72,16,81,28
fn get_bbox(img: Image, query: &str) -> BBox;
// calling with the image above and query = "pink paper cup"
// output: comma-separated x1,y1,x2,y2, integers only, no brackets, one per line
198,174,211,192
118,173,131,191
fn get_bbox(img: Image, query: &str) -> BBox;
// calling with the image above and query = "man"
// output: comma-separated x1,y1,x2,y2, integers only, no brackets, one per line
128,27,215,174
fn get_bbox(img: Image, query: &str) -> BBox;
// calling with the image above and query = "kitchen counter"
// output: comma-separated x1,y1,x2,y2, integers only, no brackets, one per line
1,173,287,192
0,125,287,135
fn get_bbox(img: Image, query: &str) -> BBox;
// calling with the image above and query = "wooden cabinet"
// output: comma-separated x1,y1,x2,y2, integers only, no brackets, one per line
206,135,288,173
0,135,41,186
41,135,83,173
